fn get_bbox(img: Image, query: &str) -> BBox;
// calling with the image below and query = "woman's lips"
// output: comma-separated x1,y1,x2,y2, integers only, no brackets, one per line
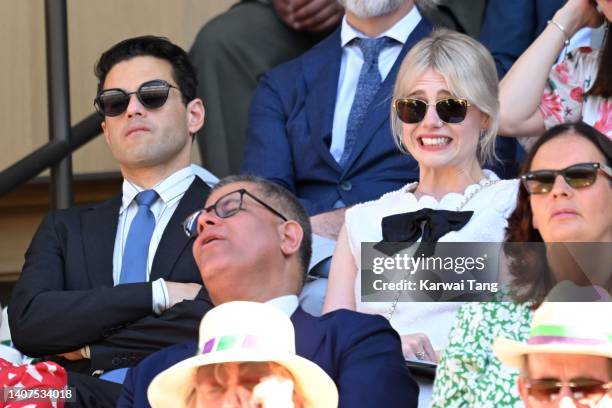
416,135,452,150
550,208,579,220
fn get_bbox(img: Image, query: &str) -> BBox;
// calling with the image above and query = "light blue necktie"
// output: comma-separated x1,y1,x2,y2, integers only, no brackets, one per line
101,190,159,384
119,189,159,284
339,36,393,167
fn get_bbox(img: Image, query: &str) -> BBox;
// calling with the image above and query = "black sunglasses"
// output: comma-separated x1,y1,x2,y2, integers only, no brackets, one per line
526,378,611,404
94,79,179,117
181,188,288,238
393,98,471,124
521,162,612,194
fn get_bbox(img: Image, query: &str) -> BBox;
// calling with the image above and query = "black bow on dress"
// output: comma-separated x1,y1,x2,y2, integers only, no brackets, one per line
374,208,474,256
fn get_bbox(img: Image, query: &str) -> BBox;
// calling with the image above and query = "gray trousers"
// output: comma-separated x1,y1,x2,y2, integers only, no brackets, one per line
190,1,324,176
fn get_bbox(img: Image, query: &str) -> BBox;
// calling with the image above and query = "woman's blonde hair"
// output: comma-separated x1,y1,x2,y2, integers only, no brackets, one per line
391,29,500,164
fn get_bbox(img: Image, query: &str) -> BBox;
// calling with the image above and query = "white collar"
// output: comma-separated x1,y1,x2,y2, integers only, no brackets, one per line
120,166,194,213
264,295,299,317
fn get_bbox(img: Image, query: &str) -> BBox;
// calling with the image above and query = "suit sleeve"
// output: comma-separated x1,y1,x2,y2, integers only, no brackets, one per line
479,0,538,79
241,73,318,214
336,313,419,408
88,288,213,370
8,213,156,357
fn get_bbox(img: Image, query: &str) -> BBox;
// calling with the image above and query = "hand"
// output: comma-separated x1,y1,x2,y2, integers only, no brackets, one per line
556,0,604,34
58,349,84,361
310,208,347,240
166,282,202,308
251,376,296,408
273,0,343,32
400,333,438,363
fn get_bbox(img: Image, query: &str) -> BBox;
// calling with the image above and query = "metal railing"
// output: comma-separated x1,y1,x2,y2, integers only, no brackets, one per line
0,0,101,208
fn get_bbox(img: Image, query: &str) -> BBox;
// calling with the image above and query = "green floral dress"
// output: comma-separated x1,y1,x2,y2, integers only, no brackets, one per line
431,300,532,408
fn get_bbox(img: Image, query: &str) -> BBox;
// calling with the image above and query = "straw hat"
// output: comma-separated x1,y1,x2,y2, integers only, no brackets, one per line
493,300,612,370
147,301,338,407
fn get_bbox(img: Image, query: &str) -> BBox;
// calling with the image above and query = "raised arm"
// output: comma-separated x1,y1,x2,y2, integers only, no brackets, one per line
499,0,602,136
322,224,358,313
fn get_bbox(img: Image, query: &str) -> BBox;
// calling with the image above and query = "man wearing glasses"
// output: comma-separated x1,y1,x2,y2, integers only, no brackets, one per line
9,36,216,405
118,174,418,408
494,302,611,408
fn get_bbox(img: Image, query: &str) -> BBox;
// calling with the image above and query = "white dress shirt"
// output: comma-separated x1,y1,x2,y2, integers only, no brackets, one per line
265,295,300,317
81,165,217,359
330,7,422,162
114,166,197,315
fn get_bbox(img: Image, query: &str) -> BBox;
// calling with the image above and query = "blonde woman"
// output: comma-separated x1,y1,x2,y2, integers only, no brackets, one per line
323,29,519,405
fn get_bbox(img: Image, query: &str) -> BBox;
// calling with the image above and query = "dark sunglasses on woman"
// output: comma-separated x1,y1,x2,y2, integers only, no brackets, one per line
393,98,471,124
526,378,611,405
94,79,179,117
521,162,612,194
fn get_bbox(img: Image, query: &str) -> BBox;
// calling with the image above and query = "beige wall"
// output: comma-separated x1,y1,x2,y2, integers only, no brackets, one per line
0,0,235,174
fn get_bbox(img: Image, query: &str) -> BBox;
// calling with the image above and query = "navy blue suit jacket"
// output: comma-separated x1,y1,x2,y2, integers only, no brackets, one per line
8,178,214,374
118,307,419,408
241,19,433,215
480,0,565,78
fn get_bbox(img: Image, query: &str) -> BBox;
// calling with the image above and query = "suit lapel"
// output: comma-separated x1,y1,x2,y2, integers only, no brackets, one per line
150,178,211,280
341,17,433,173
303,29,344,173
81,196,121,287
291,306,322,361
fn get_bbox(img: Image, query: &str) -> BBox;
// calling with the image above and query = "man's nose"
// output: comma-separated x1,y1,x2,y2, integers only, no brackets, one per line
125,93,146,118
196,209,220,234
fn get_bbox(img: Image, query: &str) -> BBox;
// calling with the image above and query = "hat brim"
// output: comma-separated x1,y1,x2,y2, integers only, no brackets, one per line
147,349,338,408
493,337,612,370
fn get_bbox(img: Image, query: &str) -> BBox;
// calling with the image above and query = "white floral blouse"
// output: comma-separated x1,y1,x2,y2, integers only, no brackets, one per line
539,47,611,137
431,300,532,408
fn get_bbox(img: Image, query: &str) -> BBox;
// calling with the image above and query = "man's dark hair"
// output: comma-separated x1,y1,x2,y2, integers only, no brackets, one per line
211,175,313,280
94,35,197,104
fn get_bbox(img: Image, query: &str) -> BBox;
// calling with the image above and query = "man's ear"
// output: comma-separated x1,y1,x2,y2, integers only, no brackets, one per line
101,121,110,146
279,220,303,258
517,375,531,407
187,98,205,135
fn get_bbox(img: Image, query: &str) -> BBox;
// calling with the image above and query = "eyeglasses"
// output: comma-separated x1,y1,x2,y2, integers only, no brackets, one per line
181,188,288,238
526,378,611,404
521,162,612,194
393,98,471,124
94,79,179,117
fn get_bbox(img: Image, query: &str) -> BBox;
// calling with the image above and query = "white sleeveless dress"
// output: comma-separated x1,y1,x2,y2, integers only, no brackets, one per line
344,170,519,406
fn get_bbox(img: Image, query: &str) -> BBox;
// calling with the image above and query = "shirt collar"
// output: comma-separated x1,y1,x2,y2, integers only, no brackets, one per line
265,295,299,317
340,5,422,47
120,166,195,213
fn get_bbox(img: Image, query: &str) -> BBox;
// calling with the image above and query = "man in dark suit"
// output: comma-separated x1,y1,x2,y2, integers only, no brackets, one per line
118,175,418,408
242,0,432,240
8,36,215,406
190,0,343,177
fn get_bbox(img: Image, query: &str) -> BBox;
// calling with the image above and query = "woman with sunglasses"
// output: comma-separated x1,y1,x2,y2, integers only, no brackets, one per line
323,29,519,405
499,0,611,138
432,122,612,407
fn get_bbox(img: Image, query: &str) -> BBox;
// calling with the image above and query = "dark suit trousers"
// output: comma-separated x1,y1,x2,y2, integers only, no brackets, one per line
66,372,122,408
189,1,324,176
